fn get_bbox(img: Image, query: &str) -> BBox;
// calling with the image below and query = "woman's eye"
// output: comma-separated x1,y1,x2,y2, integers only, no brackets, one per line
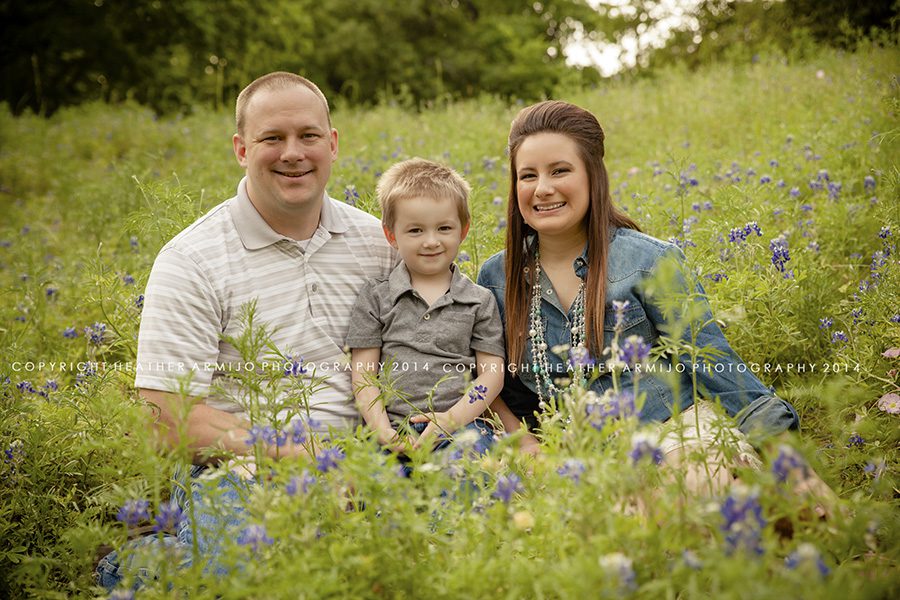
553,168,569,175
518,173,535,181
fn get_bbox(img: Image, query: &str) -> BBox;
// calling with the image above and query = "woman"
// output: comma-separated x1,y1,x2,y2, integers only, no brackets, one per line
477,100,802,492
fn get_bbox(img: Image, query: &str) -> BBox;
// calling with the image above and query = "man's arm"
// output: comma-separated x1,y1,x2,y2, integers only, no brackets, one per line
142,388,307,464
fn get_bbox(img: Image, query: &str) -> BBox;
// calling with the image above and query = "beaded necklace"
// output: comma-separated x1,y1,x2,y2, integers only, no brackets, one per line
528,249,587,407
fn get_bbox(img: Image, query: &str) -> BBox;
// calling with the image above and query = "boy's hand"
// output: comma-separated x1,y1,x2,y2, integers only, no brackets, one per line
409,412,459,450
376,426,407,453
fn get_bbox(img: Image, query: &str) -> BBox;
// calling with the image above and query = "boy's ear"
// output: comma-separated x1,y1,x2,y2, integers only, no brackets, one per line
461,223,470,241
382,225,398,248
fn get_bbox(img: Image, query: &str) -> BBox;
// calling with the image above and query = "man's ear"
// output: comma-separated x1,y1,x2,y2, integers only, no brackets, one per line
382,225,397,247
233,133,248,168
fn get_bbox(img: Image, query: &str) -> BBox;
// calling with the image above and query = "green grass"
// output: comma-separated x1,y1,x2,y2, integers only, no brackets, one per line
0,42,898,598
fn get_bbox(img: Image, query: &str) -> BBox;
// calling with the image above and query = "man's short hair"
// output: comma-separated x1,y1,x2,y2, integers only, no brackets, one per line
235,72,331,135
377,158,472,231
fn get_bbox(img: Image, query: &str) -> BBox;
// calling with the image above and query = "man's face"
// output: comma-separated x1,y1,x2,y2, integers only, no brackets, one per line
233,85,338,229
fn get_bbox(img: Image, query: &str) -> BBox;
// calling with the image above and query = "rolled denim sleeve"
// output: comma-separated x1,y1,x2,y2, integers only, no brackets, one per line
641,246,799,438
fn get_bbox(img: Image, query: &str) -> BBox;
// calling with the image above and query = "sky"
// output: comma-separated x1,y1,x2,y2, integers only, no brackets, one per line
564,0,703,75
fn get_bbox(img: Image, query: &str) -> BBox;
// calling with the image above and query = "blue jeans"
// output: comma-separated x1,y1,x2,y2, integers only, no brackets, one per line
96,465,250,592
394,418,496,477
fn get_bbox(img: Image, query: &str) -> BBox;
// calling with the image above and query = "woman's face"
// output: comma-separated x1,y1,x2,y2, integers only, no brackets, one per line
514,132,590,241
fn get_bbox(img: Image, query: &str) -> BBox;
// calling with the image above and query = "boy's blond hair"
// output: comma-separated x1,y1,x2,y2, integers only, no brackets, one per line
377,158,471,231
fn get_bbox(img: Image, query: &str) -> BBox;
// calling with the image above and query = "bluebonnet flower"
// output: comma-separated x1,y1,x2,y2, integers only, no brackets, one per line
237,524,274,551
343,185,360,206
116,499,150,527
771,445,807,483
706,273,729,283
760,175,771,184
808,179,824,192
556,459,587,483
826,181,841,200
568,346,594,369
598,552,637,592
612,300,630,330
495,218,507,232
830,331,848,344
619,335,650,366
863,459,886,479
587,390,637,431
75,364,96,387
777,179,786,188
493,473,523,504
492,196,503,206
122,273,135,285
800,203,813,212
153,501,185,533
878,226,892,239
129,236,139,252
807,241,820,252
283,355,307,377
816,169,830,182
891,314,900,323
290,420,308,445
0,240,10,247
457,251,471,263
789,187,801,198
16,381,36,394
629,432,663,465
83,322,107,345
769,237,791,275
682,549,703,570
864,175,876,191
286,469,317,496
45,286,58,299
691,202,701,212
785,543,830,577
467,384,488,404
316,447,345,473
134,294,144,309
769,159,779,167
846,433,865,448
703,201,713,210
21,226,30,234
483,157,497,171
746,168,756,177
245,425,277,446
720,486,766,555
851,307,863,325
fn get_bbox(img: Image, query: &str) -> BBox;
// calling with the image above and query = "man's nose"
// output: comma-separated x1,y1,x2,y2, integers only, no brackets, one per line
281,137,305,162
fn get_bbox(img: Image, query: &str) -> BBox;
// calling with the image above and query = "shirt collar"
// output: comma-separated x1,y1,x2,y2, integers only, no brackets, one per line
387,262,480,306
229,177,348,250
527,226,619,280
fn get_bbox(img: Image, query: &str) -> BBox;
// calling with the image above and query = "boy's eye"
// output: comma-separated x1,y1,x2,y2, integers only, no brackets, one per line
408,228,422,234
439,225,453,232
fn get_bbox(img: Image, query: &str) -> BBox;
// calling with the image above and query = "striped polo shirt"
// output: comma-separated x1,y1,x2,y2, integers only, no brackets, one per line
135,177,396,431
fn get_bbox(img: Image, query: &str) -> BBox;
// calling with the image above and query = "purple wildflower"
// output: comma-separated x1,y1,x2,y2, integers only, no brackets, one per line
587,390,637,430
760,175,771,184
236,524,274,551
847,433,865,448
16,381,36,394
45,287,58,298
284,355,307,377
556,459,587,483
83,322,107,345
568,346,594,369
290,420,308,445
789,187,801,198
720,486,766,555
891,314,900,323
863,176,876,191
343,185,360,206
863,460,886,479
134,294,144,309
785,543,830,577
457,251,471,263
493,473,523,504
316,447,345,473
769,237,791,273
122,273,135,285
153,501,185,533
129,236,139,251
599,552,637,592
629,432,663,465
706,273,729,283
771,445,806,483
878,226,892,239
619,335,651,366
826,181,842,200
467,384,488,404
286,470,317,496
116,499,150,527
830,331,848,344
612,300,630,330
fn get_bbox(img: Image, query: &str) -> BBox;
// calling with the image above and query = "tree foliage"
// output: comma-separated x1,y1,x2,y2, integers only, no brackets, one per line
1,0,602,116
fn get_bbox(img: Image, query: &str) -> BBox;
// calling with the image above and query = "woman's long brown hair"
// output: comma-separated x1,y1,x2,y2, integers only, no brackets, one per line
505,100,640,369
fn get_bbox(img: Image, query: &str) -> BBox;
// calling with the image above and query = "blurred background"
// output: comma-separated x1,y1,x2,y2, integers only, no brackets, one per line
2,0,896,117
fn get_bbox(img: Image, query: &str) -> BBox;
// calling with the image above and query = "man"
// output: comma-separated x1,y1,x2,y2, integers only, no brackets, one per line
97,72,395,589
136,72,395,462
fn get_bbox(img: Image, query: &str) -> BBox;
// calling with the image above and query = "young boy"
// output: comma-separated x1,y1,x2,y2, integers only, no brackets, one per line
347,158,506,451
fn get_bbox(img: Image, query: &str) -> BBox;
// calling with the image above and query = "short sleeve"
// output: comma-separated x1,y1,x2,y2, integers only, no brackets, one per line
345,280,385,349
470,291,505,358
135,247,222,397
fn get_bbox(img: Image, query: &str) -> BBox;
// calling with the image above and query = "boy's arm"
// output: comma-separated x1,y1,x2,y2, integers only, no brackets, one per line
411,351,504,448
351,347,403,450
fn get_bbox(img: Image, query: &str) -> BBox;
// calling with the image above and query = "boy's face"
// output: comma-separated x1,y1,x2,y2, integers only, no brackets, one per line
383,196,468,279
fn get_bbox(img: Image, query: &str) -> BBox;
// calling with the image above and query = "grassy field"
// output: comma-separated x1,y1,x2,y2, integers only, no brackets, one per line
0,43,898,598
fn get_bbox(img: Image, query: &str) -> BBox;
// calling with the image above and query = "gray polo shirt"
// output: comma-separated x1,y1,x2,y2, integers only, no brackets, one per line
346,262,505,423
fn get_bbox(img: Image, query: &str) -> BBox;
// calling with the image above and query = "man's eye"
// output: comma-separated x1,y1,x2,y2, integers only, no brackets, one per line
263,136,279,142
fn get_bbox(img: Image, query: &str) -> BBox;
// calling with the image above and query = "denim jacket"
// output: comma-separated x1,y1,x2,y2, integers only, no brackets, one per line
476,227,799,439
